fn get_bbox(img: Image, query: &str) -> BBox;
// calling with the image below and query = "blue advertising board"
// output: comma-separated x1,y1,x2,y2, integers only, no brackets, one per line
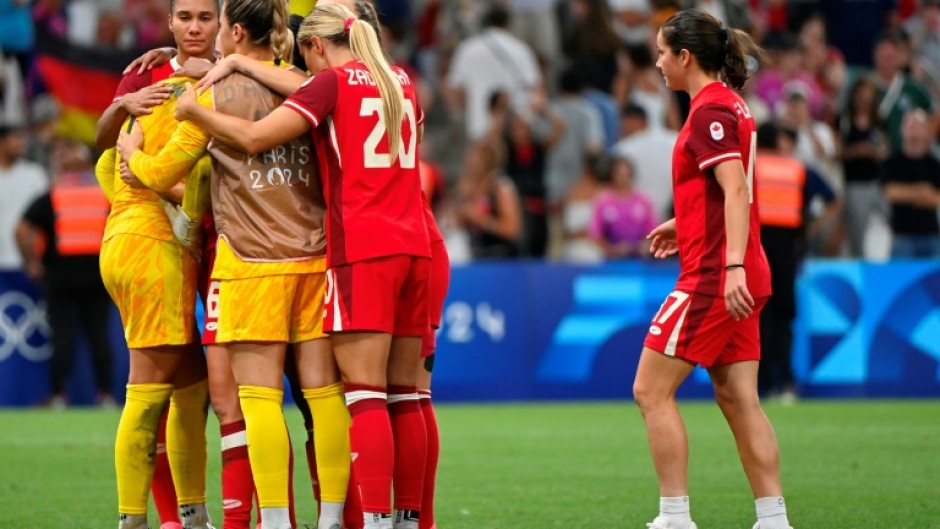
1,259,938,406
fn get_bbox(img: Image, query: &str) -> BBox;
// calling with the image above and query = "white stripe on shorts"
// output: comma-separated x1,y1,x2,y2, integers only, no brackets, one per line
345,390,387,406
327,269,343,332
664,303,691,357
220,430,248,451
387,393,420,405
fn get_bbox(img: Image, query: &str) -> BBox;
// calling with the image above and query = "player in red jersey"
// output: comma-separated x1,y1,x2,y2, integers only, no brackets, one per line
634,10,793,529
415,188,449,529
175,5,431,529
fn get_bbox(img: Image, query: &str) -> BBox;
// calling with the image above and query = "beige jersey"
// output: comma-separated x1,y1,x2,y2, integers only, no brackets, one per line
209,72,325,263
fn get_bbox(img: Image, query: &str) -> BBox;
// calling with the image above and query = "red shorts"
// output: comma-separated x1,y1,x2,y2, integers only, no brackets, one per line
643,290,768,368
198,222,218,346
325,255,431,337
422,240,451,358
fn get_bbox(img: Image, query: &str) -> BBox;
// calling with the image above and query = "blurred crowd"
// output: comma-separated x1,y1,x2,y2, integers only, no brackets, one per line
2,0,940,276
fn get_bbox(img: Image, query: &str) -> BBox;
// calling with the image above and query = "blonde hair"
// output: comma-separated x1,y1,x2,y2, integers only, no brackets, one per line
298,4,404,164
224,0,294,64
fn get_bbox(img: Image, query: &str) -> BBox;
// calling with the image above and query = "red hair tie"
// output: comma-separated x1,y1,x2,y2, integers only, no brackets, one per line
344,17,356,36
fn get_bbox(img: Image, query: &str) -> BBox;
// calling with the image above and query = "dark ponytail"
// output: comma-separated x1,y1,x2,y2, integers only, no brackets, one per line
660,9,766,91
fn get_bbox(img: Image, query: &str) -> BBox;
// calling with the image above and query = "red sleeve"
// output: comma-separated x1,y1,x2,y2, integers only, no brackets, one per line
283,69,339,128
113,69,152,101
685,104,741,172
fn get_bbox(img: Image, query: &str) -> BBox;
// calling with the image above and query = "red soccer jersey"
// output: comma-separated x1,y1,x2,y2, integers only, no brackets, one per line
421,190,444,243
671,81,771,298
284,61,431,266
113,58,178,101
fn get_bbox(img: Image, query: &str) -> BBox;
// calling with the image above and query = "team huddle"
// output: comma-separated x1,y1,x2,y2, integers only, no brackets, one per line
95,1,447,529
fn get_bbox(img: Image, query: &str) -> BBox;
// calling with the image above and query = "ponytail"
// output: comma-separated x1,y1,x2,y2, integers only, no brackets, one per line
660,9,766,91
224,0,294,64
722,28,765,90
299,4,405,165
270,0,295,65
348,19,404,164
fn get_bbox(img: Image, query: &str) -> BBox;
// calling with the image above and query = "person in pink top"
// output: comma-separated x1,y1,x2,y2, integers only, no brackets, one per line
587,157,658,259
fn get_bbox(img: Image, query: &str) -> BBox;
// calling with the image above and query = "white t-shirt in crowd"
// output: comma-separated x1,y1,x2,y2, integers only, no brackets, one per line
446,28,542,140
0,160,48,269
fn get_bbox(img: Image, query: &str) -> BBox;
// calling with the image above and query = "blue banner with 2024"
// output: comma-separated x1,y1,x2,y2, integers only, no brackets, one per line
1,260,938,406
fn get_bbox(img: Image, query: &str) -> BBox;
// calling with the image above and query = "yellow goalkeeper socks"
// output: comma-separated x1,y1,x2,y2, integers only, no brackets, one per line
167,379,209,505
115,383,173,515
304,382,351,526
238,385,291,508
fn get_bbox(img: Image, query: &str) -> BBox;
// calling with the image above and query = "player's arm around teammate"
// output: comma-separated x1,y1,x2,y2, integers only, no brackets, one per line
178,7,432,529
95,0,219,151
632,10,791,529
121,3,356,529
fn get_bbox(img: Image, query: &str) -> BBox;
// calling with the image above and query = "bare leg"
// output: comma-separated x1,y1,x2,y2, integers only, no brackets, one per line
708,360,783,498
632,347,696,497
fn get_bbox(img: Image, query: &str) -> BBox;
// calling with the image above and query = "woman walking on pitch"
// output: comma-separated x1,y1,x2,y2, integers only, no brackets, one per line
634,9,793,529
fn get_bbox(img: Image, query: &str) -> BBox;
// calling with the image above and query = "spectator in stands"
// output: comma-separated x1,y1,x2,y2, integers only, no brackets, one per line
445,4,543,141
623,43,679,131
32,0,68,40
560,0,624,95
545,69,604,214
798,13,847,123
778,84,839,185
872,29,936,153
0,124,48,271
881,109,940,258
588,156,657,260
15,138,115,409
608,0,652,46
0,0,35,77
820,0,897,67
609,103,677,222
24,95,60,174
457,141,523,259
839,77,889,258
904,0,940,102
499,91,564,258
508,0,560,74
755,31,824,119
754,122,839,401
691,0,751,31
0,49,26,128
561,154,606,263
128,0,175,48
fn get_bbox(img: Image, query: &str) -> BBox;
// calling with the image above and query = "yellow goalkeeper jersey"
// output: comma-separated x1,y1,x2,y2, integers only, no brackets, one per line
99,76,200,243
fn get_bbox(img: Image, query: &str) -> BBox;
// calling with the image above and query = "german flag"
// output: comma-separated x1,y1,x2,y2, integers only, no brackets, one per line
34,27,144,146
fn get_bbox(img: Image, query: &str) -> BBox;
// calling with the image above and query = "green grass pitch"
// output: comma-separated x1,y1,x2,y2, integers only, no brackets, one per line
1,400,938,529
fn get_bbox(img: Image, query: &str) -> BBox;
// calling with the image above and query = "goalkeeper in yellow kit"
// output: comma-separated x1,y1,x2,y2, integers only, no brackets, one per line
96,74,213,529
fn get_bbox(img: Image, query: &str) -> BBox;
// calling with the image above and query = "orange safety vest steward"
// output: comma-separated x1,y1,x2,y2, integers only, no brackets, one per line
51,173,110,255
755,154,805,229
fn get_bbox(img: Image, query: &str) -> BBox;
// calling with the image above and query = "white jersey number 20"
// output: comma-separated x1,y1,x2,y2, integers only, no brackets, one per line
361,98,417,169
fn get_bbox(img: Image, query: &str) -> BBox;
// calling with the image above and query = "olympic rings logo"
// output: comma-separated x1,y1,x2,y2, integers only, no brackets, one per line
0,290,52,363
